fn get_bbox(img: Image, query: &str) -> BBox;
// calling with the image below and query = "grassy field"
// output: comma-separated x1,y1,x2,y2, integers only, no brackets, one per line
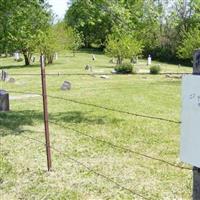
0,51,192,200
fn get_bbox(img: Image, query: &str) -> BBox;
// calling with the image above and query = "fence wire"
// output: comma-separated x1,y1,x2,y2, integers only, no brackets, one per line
8,90,181,124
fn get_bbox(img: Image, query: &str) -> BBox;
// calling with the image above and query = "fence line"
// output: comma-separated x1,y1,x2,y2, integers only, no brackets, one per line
8,72,192,76
49,120,191,171
0,117,190,171
8,90,181,124
14,131,153,200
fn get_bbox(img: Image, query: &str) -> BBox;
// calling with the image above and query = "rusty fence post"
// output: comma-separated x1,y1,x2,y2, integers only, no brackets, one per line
40,54,52,171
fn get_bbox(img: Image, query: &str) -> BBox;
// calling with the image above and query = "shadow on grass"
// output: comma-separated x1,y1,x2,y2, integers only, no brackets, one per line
0,110,43,136
0,63,40,70
0,110,122,136
150,80,180,87
94,65,114,69
51,111,122,125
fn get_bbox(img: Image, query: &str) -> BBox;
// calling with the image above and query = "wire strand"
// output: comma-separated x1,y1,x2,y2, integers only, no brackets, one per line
18,133,152,200
49,121,191,171
8,90,181,124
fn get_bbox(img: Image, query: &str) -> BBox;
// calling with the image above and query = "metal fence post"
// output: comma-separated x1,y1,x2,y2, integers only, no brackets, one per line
40,54,52,171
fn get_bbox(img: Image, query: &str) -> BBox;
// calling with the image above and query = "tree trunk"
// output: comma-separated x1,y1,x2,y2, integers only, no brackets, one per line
47,54,54,64
22,49,31,66
117,56,123,65
23,53,30,66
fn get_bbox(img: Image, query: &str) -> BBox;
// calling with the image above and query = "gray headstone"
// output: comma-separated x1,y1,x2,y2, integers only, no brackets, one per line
8,77,15,83
85,65,89,70
85,65,92,72
109,58,115,64
193,49,200,75
1,70,8,81
61,81,71,90
32,56,36,63
0,90,9,111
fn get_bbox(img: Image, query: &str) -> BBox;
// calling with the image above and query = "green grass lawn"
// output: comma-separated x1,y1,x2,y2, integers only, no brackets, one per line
0,51,192,200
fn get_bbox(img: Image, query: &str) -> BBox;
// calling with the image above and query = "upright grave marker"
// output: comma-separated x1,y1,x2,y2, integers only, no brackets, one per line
180,49,200,200
147,55,151,65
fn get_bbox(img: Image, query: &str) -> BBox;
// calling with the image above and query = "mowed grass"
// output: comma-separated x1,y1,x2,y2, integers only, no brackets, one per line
0,51,192,200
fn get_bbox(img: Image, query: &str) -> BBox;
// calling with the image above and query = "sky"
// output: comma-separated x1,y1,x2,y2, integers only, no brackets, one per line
48,0,70,20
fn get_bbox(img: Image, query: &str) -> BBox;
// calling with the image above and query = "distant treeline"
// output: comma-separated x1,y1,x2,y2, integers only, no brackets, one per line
65,0,200,64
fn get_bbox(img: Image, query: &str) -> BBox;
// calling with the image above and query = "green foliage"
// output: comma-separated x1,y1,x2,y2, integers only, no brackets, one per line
0,0,52,65
177,27,200,59
66,0,200,63
65,27,83,56
65,0,132,47
114,63,134,74
150,65,161,74
105,33,143,64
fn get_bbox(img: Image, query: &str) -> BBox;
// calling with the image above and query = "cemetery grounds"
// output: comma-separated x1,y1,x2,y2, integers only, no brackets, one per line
0,51,193,199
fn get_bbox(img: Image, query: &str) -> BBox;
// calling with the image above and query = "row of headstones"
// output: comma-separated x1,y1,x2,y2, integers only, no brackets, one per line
1,70,15,83
13,53,58,62
109,55,152,65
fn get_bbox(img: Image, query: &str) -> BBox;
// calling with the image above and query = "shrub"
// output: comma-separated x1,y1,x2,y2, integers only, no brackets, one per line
16,58,23,62
150,65,161,74
114,63,134,74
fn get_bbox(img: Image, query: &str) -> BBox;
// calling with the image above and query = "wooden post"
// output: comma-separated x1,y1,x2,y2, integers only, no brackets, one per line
193,49,200,200
40,55,52,171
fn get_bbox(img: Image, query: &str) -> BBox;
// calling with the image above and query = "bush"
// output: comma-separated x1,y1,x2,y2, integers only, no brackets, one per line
114,63,135,74
16,58,23,62
150,65,161,74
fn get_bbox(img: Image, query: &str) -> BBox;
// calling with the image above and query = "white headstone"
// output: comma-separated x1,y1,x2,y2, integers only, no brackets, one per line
100,75,110,79
92,55,96,61
15,52,20,60
147,55,151,65
55,53,58,60
180,75,200,167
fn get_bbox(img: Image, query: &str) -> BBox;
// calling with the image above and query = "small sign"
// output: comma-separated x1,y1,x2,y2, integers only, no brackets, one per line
180,75,200,167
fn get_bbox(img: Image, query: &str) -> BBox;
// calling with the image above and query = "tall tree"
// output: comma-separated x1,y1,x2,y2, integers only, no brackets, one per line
0,0,51,65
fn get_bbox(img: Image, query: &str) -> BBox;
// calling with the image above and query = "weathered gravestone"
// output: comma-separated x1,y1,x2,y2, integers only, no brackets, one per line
85,65,93,72
109,58,115,64
92,54,96,61
100,75,110,79
14,52,20,61
1,70,8,81
0,90,9,111
55,53,58,60
61,81,71,90
193,50,200,75
32,56,36,63
8,77,15,83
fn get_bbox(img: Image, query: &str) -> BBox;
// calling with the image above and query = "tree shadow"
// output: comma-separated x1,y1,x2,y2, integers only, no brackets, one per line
0,63,40,70
51,111,122,125
150,80,180,86
0,110,123,137
0,110,43,136
94,65,115,69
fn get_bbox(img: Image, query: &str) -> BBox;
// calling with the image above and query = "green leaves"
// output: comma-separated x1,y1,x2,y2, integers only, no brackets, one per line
105,33,143,63
177,27,200,59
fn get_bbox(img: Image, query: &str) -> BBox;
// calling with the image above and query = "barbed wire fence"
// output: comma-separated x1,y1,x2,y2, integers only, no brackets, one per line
0,71,192,199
